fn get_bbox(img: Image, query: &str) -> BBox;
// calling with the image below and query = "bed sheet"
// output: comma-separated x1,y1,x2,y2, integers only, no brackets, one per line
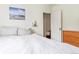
0,34,79,54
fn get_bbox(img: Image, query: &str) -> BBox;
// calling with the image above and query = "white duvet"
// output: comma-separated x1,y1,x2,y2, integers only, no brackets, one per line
0,34,79,54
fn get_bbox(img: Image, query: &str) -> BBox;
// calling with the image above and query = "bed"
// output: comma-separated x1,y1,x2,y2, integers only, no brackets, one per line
0,27,79,54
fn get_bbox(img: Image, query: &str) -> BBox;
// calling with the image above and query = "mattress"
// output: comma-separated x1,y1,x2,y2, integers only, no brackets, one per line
0,34,79,54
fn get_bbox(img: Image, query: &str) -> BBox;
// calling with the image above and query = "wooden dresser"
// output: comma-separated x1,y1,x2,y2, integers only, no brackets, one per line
63,31,79,47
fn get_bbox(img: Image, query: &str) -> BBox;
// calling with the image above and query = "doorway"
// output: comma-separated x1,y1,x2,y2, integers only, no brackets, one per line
43,13,51,39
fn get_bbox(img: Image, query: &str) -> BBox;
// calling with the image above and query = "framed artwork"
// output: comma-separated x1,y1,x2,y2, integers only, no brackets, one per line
9,7,25,20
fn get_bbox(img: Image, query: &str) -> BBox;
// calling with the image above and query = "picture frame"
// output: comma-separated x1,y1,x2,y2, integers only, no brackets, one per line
9,7,25,20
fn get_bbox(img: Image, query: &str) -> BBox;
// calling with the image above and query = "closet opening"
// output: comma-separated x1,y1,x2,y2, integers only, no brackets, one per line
43,13,51,39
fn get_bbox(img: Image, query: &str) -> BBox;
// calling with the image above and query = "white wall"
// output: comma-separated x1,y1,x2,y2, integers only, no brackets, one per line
1,4,79,36
0,4,51,36
52,4,79,31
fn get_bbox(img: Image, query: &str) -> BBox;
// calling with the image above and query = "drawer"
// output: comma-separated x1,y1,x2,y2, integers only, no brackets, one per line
63,31,79,47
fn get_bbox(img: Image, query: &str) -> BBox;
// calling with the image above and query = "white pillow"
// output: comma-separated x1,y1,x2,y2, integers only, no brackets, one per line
0,27,17,36
18,28,31,36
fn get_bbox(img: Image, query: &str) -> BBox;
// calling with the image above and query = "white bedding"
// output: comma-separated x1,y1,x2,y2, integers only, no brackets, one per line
0,34,79,54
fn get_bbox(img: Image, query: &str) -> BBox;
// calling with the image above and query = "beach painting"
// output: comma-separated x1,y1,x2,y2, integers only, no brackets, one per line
9,7,25,20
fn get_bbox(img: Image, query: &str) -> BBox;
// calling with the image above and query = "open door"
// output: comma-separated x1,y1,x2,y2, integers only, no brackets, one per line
51,10,62,42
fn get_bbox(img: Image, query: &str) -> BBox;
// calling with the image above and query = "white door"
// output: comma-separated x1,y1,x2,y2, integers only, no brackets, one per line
51,10,62,42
